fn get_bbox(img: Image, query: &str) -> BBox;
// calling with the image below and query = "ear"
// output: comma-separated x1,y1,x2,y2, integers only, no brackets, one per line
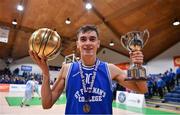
97,40,100,48
76,41,80,49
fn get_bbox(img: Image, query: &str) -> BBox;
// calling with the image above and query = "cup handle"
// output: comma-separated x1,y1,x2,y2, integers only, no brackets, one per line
121,35,130,51
143,29,149,47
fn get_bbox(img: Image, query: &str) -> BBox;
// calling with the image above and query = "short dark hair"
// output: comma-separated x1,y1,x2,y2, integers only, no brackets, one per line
30,76,34,80
77,24,99,38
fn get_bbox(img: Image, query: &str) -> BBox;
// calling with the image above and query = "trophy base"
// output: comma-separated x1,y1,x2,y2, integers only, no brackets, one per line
125,77,147,81
126,65,147,81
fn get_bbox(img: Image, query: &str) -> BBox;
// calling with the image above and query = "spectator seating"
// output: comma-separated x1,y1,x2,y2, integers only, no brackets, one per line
164,86,180,103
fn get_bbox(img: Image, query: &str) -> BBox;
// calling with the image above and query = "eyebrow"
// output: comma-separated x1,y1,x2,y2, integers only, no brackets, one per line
79,35,97,38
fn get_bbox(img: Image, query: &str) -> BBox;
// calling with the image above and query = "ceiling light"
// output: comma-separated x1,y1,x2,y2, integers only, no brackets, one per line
12,19,17,25
17,4,24,11
85,3,92,10
109,41,114,46
173,19,180,26
65,18,71,24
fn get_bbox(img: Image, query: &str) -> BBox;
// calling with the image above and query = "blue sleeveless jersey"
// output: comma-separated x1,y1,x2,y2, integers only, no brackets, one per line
65,60,113,114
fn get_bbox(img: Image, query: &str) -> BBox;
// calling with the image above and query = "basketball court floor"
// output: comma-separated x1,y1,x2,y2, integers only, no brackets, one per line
1,92,179,115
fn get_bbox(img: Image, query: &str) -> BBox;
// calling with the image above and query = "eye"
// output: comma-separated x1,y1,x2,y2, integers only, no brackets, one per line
89,36,96,42
80,37,87,42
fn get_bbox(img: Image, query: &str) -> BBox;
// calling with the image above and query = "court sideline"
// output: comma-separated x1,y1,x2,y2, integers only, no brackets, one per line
0,92,144,115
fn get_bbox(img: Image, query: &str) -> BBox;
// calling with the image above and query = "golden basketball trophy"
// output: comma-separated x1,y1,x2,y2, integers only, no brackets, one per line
29,28,61,60
121,29,149,81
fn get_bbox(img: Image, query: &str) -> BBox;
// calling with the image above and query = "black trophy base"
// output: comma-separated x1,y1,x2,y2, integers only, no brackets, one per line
125,77,147,81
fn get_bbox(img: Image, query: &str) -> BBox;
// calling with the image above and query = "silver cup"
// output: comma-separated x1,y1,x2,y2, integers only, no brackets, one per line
121,29,149,81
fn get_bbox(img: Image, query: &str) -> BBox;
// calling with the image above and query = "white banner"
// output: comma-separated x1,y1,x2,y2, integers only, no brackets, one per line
116,91,145,108
0,26,9,43
9,84,26,92
9,84,51,92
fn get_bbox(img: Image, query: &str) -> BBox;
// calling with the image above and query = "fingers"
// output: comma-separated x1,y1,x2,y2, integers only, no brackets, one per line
29,50,39,63
130,51,144,64
29,50,39,62
29,51,49,76
29,50,47,65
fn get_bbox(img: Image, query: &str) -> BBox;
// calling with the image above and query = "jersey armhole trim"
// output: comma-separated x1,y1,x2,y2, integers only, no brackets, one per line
105,62,113,91
65,63,73,90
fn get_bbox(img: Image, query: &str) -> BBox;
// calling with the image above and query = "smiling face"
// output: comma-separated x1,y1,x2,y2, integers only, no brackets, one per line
77,30,100,58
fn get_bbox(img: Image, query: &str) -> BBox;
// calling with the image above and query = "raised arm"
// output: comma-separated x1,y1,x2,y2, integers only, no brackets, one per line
109,64,147,93
109,51,148,94
29,51,69,109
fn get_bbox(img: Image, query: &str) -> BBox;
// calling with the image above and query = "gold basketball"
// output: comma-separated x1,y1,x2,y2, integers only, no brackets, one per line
29,28,61,60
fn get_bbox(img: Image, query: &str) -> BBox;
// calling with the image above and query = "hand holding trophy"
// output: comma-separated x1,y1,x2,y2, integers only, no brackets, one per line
121,29,149,81
28,28,62,77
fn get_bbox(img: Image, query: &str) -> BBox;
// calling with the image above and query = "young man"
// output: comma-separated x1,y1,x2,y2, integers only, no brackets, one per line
29,24,147,114
32,79,41,99
20,77,35,107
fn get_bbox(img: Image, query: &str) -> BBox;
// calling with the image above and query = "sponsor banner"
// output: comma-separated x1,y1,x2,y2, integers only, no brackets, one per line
8,84,50,92
9,84,26,92
116,91,145,108
21,65,32,71
0,84,10,92
174,56,180,67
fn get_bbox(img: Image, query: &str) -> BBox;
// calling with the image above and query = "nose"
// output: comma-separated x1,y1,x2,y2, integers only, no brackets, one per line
84,39,92,45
